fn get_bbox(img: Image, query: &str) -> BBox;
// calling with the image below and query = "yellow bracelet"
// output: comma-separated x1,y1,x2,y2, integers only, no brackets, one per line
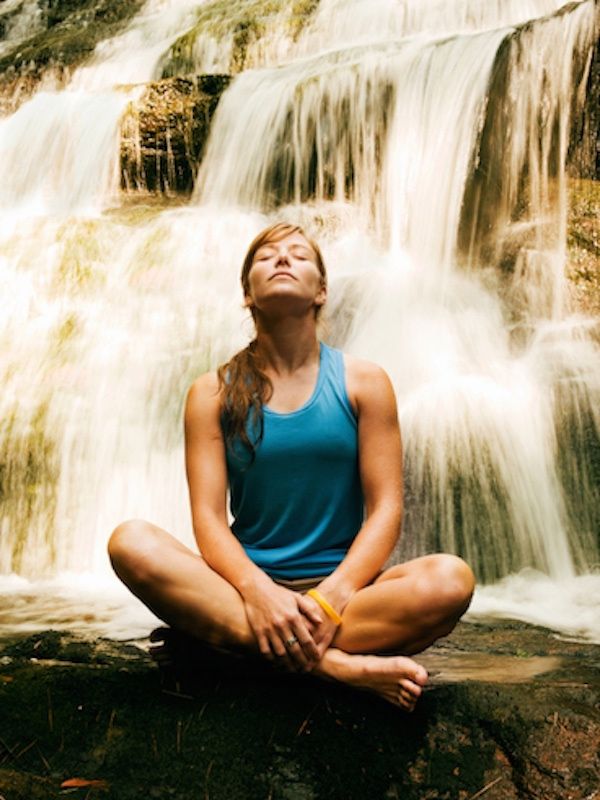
307,589,342,626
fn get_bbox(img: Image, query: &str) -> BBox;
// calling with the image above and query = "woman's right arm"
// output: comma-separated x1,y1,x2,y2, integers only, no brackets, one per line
184,374,322,668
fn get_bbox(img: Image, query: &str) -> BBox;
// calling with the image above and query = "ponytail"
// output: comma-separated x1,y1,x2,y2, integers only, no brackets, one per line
217,340,272,461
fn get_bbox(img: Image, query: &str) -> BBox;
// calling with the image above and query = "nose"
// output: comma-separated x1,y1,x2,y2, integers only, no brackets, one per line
275,248,291,267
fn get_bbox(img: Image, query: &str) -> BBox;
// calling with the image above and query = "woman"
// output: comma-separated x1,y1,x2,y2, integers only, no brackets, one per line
108,222,475,712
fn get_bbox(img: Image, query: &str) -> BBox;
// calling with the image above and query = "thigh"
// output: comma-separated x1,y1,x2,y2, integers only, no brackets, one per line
109,519,248,634
331,554,471,654
374,553,445,584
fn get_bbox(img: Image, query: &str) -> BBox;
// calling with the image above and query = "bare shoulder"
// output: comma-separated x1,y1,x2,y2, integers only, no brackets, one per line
185,371,222,425
342,354,397,415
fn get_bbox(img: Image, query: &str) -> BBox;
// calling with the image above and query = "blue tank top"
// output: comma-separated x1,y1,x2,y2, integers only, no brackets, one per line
225,343,364,579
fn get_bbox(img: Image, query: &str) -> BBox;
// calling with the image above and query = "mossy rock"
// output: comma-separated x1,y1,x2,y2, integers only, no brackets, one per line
160,0,320,78
0,0,144,83
1,622,599,799
566,178,600,315
567,35,600,181
0,400,59,574
120,74,232,194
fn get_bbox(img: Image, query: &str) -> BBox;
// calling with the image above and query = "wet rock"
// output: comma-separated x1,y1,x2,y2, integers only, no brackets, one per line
159,0,320,78
568,35,600,181
0,620,598,800
0,0,144,108
567,178,600,315
119,75,232,195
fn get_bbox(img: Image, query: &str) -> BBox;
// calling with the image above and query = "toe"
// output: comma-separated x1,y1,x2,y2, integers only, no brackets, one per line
399,678,423,698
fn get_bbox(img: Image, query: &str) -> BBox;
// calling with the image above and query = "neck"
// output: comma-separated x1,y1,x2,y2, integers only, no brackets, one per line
253,314,320,373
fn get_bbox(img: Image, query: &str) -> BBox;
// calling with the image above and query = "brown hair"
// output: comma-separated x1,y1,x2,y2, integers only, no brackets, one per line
218,222,327,460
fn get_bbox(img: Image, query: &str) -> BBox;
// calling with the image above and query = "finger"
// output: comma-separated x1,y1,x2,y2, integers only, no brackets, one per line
269,632,297,671
280,628,309,670
256,633,275,662
297,594,324,626
290,619,320,664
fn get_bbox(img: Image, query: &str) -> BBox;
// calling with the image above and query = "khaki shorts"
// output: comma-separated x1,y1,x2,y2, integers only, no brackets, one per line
272,575,328,593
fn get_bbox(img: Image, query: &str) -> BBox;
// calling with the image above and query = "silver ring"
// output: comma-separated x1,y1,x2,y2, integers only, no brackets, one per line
285,636,299,648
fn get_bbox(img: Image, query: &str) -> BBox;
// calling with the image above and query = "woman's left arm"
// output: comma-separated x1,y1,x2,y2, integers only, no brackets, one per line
314,357,403,617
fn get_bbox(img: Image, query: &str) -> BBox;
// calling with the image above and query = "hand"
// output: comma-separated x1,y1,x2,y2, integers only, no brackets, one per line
242,577,323,671
302,594,339,659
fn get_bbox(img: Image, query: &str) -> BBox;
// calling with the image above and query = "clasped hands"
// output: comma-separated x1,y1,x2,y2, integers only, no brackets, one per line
243,579,340,672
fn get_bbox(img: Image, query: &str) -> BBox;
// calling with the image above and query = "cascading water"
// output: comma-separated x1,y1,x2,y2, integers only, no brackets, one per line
0,0,598,640
0,0,208,214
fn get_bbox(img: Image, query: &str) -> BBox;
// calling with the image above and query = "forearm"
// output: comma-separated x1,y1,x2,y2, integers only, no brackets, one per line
194,513,273,600
317,504,401,613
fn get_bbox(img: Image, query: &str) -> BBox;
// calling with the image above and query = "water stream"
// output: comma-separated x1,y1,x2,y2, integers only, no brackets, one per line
0,0,598,641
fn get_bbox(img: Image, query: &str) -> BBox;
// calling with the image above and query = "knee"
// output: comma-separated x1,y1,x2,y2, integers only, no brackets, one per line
107,519,160,586
425,554,476,617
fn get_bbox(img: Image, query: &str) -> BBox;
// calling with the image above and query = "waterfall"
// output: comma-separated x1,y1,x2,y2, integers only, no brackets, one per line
0,0,207,214
0,0,598,640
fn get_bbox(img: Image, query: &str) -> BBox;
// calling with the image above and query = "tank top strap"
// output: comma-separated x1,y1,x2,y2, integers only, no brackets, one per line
319,342,357,425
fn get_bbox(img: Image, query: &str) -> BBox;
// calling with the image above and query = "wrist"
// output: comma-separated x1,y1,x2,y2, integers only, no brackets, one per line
237,568,273,599
315,577,355,615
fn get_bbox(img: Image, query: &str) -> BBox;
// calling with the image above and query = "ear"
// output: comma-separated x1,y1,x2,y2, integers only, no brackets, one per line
243,293,254,308
315,284,327,307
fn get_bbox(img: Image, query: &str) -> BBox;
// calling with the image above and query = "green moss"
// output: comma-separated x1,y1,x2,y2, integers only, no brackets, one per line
53,220,107,294
288,0,320,39
0,400,59,572
161,0,320,77
566,178,600,314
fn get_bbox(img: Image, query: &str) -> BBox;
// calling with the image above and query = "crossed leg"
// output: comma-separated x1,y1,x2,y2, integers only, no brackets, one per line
108,520,475,711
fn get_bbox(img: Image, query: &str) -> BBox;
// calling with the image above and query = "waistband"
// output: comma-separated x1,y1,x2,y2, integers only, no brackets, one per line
272,575,327,592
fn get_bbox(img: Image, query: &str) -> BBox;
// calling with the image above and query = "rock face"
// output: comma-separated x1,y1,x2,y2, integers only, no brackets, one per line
0,0,144,109
120,75,232,195
568,36,600,181
1,621,598,800
0,0,144,77
567,178,600,315
158,0,320,78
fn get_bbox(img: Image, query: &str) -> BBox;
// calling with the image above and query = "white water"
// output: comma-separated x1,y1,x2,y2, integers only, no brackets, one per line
0,0,211,214
0,0,599,641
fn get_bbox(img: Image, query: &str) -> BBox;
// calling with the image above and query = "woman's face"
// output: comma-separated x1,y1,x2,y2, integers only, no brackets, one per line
244,231,327,317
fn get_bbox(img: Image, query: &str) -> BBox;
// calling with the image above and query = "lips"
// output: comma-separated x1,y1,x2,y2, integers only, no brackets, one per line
269,271,297,281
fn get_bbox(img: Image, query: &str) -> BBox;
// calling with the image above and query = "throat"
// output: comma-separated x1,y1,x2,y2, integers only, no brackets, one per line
264,345,322,414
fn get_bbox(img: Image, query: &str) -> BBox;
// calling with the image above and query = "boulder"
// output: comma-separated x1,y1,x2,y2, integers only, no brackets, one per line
1,620,598,799
119,75,232,195
0,0,144,110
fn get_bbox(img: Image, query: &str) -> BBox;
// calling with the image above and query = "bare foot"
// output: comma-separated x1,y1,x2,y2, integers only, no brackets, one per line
317,648,428,712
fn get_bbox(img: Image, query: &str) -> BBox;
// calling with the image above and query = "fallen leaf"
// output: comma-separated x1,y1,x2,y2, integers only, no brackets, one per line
60,778,109,790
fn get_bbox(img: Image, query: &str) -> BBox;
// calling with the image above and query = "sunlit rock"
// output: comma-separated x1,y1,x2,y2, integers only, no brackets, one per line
120,74,231,195
159,0,320,77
